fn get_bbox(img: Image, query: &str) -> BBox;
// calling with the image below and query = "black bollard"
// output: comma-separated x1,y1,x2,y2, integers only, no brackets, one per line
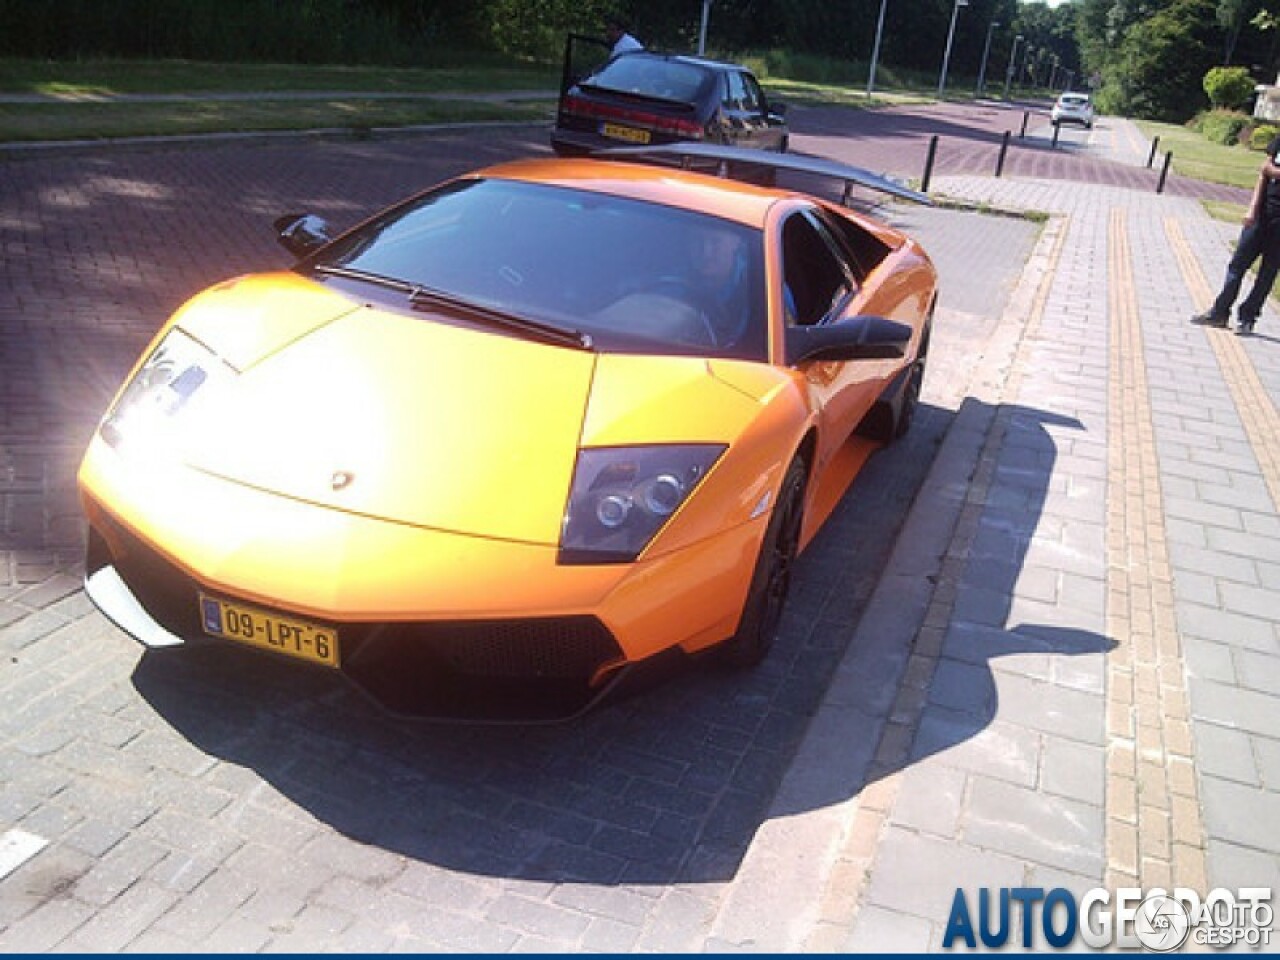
1146,136,1160,169
996,130,1011,177
922,135,939,193
1020,112,1029,138
1051,121,1060,149
1157,151,1173,194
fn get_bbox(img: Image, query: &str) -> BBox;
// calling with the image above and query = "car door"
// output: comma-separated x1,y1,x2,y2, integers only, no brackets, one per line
718,69,774,149
741,71,786,151
780,209,883,471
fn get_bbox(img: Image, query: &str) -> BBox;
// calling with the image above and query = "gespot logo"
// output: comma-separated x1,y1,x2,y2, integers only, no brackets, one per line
943,886,1273,951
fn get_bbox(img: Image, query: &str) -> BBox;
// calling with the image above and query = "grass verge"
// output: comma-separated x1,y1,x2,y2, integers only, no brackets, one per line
760,77,934,109
1134,118,1265,191
0,96,553,142
0,57,558,96
1201,199,1248,223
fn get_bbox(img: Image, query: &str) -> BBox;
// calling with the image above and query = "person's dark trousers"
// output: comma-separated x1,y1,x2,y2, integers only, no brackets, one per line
1212,217,1280,323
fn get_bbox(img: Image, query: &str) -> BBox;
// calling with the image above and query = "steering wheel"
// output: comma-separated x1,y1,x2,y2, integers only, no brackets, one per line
647,275,721,347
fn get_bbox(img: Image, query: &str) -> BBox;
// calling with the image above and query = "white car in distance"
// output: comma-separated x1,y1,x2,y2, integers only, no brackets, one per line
1051,92,1095,129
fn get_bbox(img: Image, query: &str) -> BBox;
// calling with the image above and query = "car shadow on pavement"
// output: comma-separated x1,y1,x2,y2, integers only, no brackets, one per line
766,398,1115,820
130,395,1111,889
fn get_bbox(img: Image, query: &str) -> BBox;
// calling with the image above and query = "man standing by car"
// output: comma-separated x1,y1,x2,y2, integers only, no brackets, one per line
1192,135,1280,336
605,15,643,57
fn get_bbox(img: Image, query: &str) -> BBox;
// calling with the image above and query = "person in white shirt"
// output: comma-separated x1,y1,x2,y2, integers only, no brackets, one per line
605,16,643,56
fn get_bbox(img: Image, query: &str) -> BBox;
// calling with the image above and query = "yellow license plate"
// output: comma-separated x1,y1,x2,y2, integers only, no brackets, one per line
199,594,339,668
602,123,651,144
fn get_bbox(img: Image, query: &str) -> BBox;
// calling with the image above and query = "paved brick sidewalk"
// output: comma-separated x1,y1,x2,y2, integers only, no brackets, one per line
710,176,1280,950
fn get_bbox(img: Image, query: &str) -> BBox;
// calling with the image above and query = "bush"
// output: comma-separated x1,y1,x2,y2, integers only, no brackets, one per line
1203,66,1257,110
1195,108,1253,145
1251,124,1279,149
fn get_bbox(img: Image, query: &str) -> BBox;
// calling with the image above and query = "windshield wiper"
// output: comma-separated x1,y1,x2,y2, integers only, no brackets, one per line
312,263,419,294
312,265,593,351
407,285,594,351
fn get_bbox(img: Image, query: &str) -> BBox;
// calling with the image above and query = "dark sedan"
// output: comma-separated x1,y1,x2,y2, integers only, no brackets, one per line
551,49,788,157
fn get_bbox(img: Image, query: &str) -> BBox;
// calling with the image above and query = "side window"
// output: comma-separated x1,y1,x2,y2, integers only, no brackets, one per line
724,71,747,111
781,212,854,327
814,207,891,282
741,73,765,114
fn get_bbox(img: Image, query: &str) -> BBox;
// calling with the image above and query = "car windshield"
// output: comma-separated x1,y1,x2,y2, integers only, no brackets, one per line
311,178,768,361
584,57,712,103
1060,95,1089,107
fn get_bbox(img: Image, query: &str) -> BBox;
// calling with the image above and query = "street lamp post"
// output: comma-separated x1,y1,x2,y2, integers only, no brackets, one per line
1002,34,1023,100
697,0,712,56
936,0,969,97
867,0,889,96
975,19,1000,97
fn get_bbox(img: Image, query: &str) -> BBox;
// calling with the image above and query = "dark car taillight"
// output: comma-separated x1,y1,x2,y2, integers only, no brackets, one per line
561,93,705,139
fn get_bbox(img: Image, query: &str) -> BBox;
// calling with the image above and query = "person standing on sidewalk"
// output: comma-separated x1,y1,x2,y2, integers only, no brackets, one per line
1192,136,1280,336
605,15,643,57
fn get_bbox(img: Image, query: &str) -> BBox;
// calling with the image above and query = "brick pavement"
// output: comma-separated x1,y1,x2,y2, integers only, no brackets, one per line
2,111,1278,951
712,175,1279,950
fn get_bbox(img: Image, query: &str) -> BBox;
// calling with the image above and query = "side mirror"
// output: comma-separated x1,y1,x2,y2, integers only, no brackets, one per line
785,315,912,366
274,213,332,259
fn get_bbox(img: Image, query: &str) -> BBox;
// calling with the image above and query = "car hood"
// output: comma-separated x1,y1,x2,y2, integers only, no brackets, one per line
169,280,765,547
177,291,597,546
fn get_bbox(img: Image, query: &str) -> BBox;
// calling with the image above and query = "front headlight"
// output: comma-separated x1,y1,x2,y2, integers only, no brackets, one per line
559,444,726,564
99,328,231,456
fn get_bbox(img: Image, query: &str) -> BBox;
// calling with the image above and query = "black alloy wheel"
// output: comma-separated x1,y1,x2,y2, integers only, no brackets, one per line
721,456,807,667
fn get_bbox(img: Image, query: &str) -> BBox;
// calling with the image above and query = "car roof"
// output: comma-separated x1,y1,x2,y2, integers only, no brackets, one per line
612,50,750,74
470,157,781,228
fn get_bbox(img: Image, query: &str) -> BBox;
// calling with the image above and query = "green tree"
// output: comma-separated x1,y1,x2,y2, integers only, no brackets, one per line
1204,64,1257,105
1013,2,1082,86
1217,0,1256,62
1098,0,1222,120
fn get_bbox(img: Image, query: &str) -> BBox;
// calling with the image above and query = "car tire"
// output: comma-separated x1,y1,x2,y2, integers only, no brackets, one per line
721,456,807,668
895,319,931,440
856,320,929,444
894,355,925,440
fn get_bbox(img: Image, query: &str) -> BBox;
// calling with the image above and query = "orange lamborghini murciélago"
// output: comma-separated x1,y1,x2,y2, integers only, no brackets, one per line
79,144,937,720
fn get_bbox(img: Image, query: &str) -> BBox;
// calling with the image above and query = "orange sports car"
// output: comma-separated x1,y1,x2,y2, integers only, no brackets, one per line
79,143,937,721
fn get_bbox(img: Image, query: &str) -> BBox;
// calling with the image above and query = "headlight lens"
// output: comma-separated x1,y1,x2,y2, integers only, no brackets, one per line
559,444,725,564
99,328,230,455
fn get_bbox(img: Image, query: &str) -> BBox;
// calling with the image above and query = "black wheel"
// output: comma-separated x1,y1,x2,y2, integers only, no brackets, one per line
856,340,927,445
894,355,925,440
721,457,807,668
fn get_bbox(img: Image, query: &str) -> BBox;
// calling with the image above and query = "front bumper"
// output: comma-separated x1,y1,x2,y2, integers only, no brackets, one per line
80,446,763,720
85,524,630,722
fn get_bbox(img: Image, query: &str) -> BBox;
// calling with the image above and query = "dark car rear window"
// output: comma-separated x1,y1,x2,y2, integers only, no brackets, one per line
313,178,767,362
585,57,713,104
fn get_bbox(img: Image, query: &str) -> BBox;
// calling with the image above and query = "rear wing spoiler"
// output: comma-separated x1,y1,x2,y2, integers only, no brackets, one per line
596,142,931,206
